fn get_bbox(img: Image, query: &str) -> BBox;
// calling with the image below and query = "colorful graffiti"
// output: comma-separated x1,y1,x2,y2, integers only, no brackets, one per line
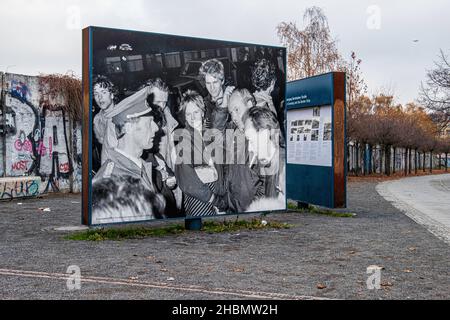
0,73,81,199
10,80,30,103
0,178,41,200
5,94,39,176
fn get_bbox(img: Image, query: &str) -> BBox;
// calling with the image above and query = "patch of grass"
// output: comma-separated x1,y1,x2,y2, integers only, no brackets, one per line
64,218,293,241
64,224,186,241
202,218,293,234
288,203,355,218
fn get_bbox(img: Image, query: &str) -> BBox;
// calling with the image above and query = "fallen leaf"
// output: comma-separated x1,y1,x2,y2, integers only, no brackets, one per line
129,276,139,281
156,260,163,264
232,267,245,273
167,277,175,281
381,281,393,287
348,251,357,255
408,247,417,252
160,268,168,272
317,284,327,290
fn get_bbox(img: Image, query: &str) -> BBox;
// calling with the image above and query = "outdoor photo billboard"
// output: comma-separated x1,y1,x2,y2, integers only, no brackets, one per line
82,27,287,226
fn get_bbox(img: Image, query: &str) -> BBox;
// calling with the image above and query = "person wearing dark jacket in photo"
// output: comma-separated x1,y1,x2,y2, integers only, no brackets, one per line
226,106,286,213
174,90,228,217
146,152,184,218
141,78,183,212
223,88,256,212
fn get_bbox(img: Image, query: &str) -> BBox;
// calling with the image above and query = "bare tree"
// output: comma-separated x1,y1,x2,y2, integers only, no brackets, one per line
345,52,368,111
277,6,342,81
420,49,450,119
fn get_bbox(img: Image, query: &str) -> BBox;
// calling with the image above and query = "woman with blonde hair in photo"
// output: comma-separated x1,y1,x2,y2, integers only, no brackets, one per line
174,90,227,216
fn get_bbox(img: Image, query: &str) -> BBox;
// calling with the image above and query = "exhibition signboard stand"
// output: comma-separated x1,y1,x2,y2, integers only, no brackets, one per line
82,27,287,228
286,72,347,209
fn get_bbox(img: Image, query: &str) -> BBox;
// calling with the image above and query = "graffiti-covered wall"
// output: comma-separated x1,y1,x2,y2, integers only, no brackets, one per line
0,72,82,200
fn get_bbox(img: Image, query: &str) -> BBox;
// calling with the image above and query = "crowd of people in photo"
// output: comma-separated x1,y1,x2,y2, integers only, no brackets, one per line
91,57,285,223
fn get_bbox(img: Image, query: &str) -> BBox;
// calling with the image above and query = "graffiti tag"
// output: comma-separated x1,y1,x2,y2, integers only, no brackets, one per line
11,160,30,171
0,180,40,200
37,137,53,158
59,163,70,173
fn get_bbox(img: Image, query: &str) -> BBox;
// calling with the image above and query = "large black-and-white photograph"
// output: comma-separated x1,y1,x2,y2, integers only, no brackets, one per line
88,27,287,225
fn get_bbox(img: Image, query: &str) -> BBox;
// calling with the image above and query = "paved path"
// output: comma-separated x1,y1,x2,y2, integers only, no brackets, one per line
377,174,450,245
0,181,449,299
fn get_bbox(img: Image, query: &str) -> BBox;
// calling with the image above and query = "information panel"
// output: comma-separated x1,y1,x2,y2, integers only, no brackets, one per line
287,106,332,167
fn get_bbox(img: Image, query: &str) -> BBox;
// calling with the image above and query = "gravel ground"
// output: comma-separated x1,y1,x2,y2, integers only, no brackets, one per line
0,180,449,300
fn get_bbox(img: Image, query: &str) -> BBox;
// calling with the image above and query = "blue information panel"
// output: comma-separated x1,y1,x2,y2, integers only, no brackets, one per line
286,72,347,208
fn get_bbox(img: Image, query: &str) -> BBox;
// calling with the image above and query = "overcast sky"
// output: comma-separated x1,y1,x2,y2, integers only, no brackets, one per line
0,0,448,104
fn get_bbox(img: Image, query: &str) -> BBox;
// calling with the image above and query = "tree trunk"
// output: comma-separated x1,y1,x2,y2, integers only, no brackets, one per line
363,144,367,176
429,151,433,173
359,143,364,175
446,153,448,172
393,147,396,174
404,148,408,176
385,145,391,176
379,146,383,175
372,146,376,174
408,148,412,175
418,152,421,170
355,142,359,176
439,154,442,170
346,142,352,172
414,149,418,175
423,152,426,173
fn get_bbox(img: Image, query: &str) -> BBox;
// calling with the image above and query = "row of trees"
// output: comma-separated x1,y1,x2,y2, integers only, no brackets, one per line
277,6,450,176
349,95,450,175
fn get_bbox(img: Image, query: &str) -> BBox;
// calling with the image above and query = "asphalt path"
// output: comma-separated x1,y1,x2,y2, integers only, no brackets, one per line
377,174,450,245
